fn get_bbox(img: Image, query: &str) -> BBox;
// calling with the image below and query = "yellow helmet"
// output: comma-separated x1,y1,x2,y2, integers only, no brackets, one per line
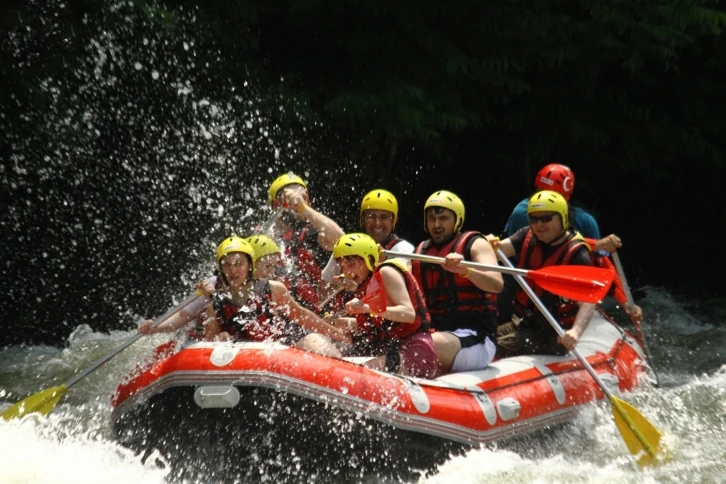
267,172,308,207
332,233,379,272
424,190,465,234
360,189,398,229
216,236,255,272
245,234,281,260
527,190,570,230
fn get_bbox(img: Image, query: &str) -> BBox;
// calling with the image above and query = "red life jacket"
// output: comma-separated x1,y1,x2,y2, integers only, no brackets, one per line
412,232,498,337
514,230,590,327
583,237,627,305
351,260,430,345
278,224,325,310
212,279,283,342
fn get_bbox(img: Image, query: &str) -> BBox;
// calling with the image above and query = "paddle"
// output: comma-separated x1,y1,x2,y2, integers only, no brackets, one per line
611,251,661,387
496,249,667,467
315,280,348,314
325,272,387,319
1,292,200,421
383,250,614,304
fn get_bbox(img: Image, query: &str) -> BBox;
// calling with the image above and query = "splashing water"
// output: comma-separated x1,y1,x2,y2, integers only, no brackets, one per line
1,288,725,482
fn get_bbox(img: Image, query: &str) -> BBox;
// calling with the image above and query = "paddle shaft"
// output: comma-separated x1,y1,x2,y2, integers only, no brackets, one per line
496,249,658,459
611,251,660,386
495,250,612,395
384,250,542,278
64,293,200,389
316,282,346,313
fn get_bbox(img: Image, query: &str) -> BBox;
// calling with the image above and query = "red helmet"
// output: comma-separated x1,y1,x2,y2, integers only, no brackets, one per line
534,163,575,200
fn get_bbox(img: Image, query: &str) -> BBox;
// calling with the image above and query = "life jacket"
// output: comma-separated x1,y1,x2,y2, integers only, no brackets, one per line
583,237,628,305
211,279,284,342
278,223,327,310
412,231,498,339
355,259,430,342
334,260,429,365
514,229,590,328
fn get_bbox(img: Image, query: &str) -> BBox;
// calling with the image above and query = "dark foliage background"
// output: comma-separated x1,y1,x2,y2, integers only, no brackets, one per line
2,0,725,347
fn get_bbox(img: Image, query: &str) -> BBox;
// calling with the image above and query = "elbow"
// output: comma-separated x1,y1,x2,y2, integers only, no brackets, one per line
490,275,504,294
399,309,416,323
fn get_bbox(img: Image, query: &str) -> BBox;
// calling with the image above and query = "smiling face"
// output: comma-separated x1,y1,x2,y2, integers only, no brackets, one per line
336,256,370,285
425,207,457,245
220,252,251,289
362,209,395,244
528,211,565,244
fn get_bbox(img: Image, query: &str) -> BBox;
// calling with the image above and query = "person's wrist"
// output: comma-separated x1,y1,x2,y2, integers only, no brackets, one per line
461,268,472,278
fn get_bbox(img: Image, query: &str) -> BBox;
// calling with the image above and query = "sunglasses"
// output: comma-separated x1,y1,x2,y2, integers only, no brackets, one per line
528,213,556,224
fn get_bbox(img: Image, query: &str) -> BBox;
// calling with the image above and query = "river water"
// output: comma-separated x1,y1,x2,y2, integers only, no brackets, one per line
1,287,724,483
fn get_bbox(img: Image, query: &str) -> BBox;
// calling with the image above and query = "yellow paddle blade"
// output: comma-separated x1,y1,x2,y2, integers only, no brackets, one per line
1,385,68,421
611,396,670,467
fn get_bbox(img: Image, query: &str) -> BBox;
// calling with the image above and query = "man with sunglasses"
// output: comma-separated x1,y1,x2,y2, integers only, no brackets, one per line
493,190,596,357
499,163,641,325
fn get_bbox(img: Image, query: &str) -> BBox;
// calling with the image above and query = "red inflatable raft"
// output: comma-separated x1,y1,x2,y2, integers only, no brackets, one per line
111,310,647,481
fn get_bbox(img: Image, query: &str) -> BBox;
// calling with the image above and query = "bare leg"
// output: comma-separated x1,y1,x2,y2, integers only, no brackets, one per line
431,331,462,375
362,354,409,376
295,333,343,358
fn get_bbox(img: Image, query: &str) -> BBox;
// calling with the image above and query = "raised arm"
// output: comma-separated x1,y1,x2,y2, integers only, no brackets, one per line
286,191,344,251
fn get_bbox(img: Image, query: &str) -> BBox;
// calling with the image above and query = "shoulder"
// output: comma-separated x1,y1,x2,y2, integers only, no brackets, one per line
513,198,528,212
510,227,529,244
569,245,594,266
391,238,414,253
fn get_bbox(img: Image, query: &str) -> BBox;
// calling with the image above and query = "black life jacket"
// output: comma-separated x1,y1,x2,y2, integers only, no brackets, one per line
412,231,498,340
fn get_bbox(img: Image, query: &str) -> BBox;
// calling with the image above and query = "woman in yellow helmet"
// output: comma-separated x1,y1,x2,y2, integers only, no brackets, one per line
202,237,349,355
325,233,438,378
245,234,282,279
493,190,596,357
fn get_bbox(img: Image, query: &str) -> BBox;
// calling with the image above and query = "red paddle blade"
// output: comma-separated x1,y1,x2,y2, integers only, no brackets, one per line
527,265,614,303
362,271,387,313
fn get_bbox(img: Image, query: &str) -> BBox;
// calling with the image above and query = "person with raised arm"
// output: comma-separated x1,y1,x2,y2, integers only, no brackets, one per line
267,172,344,310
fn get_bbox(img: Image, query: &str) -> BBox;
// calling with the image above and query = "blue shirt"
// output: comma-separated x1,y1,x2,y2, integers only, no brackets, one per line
503,198,603,252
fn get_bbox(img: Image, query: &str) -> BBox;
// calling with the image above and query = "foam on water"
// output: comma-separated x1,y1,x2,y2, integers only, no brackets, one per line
0,416,168,484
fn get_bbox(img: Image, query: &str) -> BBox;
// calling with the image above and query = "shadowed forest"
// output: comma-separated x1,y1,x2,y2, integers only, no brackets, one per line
2,0,725,346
